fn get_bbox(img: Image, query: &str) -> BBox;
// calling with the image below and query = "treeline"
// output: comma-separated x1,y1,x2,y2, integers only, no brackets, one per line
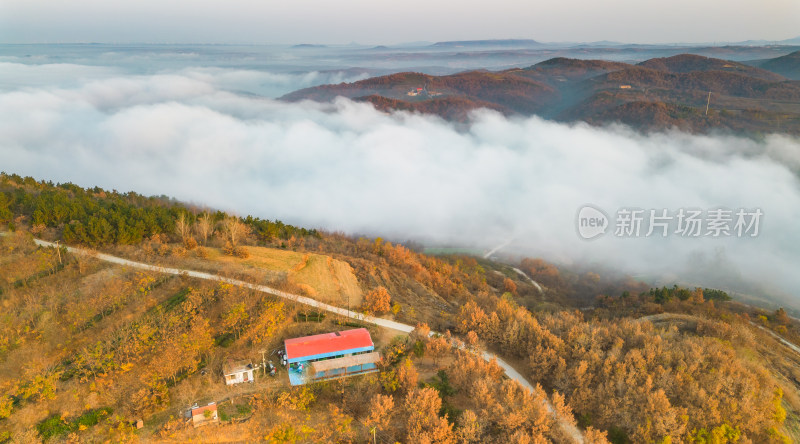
243,215,319,244
646,285,731,304
0,173,318,247
596,285,732,313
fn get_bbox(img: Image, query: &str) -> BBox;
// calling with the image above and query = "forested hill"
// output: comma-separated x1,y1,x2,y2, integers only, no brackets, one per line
282,52,800,135
0,172,318,248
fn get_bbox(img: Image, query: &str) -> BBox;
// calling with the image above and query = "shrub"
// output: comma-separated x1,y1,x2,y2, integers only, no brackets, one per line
184,236,198,250
37,408,113,440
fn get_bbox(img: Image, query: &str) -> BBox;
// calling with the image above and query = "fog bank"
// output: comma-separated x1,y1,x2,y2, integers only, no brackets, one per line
2,62,799,305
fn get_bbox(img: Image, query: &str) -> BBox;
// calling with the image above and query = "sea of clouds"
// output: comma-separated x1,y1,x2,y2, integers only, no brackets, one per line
1,59,799,305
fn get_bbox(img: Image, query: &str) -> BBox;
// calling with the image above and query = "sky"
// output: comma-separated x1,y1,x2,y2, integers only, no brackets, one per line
1,0,799,44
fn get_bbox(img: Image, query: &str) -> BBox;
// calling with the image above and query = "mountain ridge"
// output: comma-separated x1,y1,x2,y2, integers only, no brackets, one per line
282,52,800,134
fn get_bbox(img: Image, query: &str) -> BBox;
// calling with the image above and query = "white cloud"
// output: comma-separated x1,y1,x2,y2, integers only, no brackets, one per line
1,63,800,304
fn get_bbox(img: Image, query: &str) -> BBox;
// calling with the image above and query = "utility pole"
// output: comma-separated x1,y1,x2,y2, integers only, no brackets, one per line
260,349,267,376
340,378,346,417
54,240,62,265
705,91,712,116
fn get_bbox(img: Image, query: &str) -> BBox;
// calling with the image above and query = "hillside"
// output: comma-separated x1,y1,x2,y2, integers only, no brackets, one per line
597,67,798,99
282,52,800,135
283,70,559,116
759,50,800,80
2,173,800,443
514,58,631,83
360,94,509,121
637,54,786,81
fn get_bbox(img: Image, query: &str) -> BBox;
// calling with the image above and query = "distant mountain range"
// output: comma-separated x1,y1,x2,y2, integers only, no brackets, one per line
389,36,800,50
431,39,542,48
282,51,800,134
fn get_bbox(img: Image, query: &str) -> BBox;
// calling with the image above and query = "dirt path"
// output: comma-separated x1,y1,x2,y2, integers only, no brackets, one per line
637,312,699,324
19,235,584,443
750,322,800,355
512,266,544,294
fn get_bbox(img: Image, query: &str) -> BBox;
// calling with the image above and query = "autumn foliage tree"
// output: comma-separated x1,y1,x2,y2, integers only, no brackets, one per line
243,300,286,345
404,387,456,444
397,358,419,394
412,323,431,342
363,286,391,314
425,335,450,365
773,307,791,325
520,257,563,288
465,330,479,350
365,394,394,438
222,302,249,339
503,277,517,295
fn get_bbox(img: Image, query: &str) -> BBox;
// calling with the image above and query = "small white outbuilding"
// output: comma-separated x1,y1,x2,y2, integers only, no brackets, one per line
223,359,255,385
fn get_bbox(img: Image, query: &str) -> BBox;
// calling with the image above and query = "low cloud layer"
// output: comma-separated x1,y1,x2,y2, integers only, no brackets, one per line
2,62,799,305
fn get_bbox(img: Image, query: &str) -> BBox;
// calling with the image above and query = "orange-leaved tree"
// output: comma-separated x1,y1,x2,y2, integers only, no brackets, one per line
364,286,391,314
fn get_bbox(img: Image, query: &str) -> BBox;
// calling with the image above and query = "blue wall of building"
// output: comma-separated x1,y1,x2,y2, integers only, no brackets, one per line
286,345,374,364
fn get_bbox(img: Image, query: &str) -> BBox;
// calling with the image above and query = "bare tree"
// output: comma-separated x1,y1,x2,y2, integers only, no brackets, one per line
223,216,248,248
195,212,214,245
175,213,191,243
73,248,92,274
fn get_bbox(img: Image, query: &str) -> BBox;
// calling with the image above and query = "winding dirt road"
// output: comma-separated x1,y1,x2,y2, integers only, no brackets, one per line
512,266,544,294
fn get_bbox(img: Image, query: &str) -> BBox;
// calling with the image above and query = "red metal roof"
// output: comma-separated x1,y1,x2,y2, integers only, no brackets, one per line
191,403,217,416
284,328,373,360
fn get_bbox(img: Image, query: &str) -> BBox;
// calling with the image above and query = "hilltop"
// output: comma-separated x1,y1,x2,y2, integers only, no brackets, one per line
637,54,785,81
282,52,800,134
